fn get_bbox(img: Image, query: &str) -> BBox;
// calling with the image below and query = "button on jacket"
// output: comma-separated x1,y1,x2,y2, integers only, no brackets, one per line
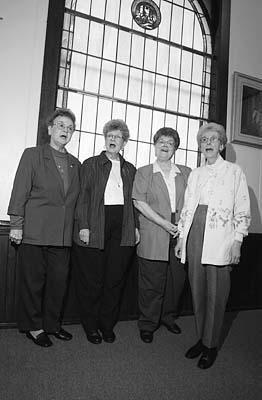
8,144,81,246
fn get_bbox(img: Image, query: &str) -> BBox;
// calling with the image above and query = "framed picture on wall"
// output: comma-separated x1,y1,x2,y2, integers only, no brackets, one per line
231,72,262,148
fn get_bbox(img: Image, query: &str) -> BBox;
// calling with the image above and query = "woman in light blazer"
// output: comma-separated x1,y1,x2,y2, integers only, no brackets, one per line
175,122,250,369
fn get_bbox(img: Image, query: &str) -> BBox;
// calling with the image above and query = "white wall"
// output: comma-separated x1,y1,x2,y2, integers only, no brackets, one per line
0,0,49,220
227,0,262,233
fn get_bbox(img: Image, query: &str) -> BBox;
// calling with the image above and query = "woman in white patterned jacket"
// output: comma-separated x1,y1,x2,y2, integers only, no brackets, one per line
175,122,251,369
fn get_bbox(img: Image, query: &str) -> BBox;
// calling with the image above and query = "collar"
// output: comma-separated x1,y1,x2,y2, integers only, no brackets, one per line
205,154,224,171
153,161,180,177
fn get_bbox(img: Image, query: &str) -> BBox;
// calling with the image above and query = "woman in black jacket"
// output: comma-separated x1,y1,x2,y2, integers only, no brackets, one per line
72,119,139,344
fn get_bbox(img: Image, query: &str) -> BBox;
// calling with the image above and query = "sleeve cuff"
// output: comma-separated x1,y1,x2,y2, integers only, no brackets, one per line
234,232,243,243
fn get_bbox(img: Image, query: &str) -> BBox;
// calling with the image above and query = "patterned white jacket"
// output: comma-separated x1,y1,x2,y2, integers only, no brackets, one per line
178,155,251,265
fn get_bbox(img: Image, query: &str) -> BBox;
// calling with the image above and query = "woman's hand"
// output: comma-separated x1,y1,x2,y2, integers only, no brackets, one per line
174,237,183,258
9,229,23,245
161,220,178,237
79,229,90,245
135,228,140,245
231,240,242,264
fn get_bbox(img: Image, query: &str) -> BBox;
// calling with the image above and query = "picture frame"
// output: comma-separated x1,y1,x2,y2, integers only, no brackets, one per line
231,72,262,148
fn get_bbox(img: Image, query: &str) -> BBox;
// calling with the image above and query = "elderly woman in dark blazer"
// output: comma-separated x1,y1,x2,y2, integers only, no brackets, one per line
72,119,139,344
132,127,191,343
8,108,80,347
175,122,251,369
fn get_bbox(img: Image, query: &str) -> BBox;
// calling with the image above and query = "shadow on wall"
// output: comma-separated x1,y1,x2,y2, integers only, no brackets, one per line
226,143,262,233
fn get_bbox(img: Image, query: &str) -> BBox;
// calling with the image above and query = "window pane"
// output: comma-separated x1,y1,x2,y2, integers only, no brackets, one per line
88,22,103,57
180,51,193,82
128,68,142,102
100,60,115,97
136,142,151,168
188,118,199,151
190,84,202,116
141,71,155,105
91,0,106,19
69,52,86,90
123,140,137,166
178,82,191,114
73,0,91,14
78,131,95,162
112,101,126,120
157,43,169,75
126,105,139,141
182,9,194,48
84,56,101,93
138,108,153,143
192,55,203,85
82,95,98,133
152,110,165,134
117,31,131,64
177,116,188,149
144,39,157,72
186,150,198,169
171,5,183,44
73,17,89,53
96,99,112,133
169,47,181,79
158,1,171,41
114,64,129,99
106,0,120,23
167,78,179,111
103,26,117,61
154,75,168,108
131,35,145,69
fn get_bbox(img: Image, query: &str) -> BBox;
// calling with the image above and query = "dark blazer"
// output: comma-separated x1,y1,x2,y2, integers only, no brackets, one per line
8,144,81,246
132,163,191,261
74,151,137,249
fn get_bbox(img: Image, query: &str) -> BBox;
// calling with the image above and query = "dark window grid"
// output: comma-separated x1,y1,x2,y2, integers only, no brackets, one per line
164,0,205,16
61,3,210,166
64,8,212,58
57,86,208,143
59,45,212,93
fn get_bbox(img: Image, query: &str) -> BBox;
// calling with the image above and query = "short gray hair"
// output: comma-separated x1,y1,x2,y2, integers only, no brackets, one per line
197,122,227,147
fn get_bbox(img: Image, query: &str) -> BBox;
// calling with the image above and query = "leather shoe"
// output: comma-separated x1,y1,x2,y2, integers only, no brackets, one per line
197,347,217,369
51,328,72,341
101,330,116,343
86,330,102,344
185,340,204,359
26,331,53,348
162,322,181,334
140,330,153,343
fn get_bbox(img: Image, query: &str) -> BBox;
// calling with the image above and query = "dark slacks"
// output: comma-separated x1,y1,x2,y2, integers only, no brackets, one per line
187,205,231,348
17,243,70,332
138,239,186,332
72,205,134,332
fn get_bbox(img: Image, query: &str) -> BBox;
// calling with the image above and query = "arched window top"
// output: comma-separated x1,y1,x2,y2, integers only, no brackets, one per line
59,0,213,167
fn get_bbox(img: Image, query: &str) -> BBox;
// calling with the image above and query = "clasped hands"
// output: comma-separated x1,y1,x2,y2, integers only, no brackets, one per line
9,229,23,245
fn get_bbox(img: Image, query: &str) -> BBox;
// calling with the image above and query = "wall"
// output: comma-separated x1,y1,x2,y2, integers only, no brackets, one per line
0,0,49,220
227,0,262,233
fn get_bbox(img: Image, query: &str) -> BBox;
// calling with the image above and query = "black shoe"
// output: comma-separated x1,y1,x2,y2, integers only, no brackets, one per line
162,322,181,334
26,331,53,348
197,348,218,369
185,340,204,359
86,330,102,344
101,330,116,343
140,330,153,343
51,328,72,341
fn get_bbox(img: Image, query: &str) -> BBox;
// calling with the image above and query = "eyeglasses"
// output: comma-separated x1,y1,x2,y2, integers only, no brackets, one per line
156,139,175,147
52,121,75,134
107,134,123,140
200,135,219,144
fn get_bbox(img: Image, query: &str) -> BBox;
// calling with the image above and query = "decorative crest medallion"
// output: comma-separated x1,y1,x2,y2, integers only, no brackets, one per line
131,0,161,30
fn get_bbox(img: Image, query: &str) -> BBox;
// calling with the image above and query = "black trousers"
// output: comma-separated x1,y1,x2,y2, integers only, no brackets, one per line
72,205,134,332
17,243,70,332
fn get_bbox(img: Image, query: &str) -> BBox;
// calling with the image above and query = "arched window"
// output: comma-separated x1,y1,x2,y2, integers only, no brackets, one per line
55,0,212,168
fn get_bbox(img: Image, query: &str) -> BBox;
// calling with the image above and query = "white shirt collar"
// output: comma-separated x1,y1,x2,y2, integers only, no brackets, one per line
153,161,180,177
